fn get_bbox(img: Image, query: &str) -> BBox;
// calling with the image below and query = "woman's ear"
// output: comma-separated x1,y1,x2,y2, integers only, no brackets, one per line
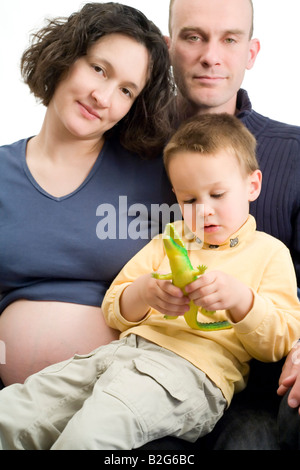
248,169,262,202
164,36,171,49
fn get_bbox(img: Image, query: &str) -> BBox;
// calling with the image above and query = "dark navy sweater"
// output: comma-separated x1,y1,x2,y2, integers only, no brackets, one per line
237,89,300,286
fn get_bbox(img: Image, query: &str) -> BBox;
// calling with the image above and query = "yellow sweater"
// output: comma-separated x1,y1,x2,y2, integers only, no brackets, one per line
102,216,300,404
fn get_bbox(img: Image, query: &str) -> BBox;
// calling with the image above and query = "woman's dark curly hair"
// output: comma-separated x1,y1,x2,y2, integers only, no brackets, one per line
21,2,176,158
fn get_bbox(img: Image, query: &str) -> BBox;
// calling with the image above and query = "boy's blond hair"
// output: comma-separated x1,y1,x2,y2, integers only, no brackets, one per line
163,113,258,177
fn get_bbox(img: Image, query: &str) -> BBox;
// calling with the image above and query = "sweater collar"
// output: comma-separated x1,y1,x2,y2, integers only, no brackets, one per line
236,89,268,137
236,89,252,118
181,215,257,251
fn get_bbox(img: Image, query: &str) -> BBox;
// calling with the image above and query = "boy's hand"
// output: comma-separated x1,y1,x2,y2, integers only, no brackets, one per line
120,273,190,323
184,270,254,322
143,274,190,317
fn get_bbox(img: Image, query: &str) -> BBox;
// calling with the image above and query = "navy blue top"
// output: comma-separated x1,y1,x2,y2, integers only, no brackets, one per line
238,89,300,286
0,136,177,313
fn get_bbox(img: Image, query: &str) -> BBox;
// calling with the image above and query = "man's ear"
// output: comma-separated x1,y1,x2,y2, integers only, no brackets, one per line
248,169,262,202
246,38,260,70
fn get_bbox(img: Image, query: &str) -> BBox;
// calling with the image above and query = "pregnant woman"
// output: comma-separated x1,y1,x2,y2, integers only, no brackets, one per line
0,2,176,385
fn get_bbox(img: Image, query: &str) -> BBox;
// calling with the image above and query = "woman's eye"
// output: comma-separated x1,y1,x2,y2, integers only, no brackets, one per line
121,88,133,99
93,65,105,75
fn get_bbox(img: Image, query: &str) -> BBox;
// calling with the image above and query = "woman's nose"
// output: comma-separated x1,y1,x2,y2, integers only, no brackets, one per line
91,85,113,108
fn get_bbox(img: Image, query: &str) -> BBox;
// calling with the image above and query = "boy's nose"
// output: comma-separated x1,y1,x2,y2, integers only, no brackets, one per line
203,203,214,217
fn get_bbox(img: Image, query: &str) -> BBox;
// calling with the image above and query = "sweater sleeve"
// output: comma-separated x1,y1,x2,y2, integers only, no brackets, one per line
232,244,300,361
294,203,300,287
241,103,300,287
101,236,166,332
288,138,300,286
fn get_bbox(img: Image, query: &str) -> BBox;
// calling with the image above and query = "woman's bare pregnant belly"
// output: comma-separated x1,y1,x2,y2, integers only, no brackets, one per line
0,300,119,386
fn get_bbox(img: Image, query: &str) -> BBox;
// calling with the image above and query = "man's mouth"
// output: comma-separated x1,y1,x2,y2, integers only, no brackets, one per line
193,75,226,85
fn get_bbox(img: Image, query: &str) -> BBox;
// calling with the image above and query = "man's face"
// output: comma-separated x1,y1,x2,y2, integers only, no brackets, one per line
168,0,260,115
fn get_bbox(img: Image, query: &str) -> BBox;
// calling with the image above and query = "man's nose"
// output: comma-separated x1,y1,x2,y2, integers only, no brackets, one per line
200,41,222,67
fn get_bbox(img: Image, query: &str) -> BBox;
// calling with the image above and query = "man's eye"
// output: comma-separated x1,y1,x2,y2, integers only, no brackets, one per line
188,35,201,42
224,38,236,44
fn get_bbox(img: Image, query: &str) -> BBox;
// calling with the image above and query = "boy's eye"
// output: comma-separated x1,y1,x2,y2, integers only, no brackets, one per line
183,198,196,204
211,193,224,199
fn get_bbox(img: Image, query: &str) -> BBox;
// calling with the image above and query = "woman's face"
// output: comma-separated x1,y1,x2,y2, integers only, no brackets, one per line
48,33,150,141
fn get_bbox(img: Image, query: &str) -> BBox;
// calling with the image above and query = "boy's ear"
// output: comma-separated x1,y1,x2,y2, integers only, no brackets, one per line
248,169,262,202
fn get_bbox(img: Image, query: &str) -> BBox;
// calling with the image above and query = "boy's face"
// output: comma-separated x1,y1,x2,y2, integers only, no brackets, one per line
168,149,261,245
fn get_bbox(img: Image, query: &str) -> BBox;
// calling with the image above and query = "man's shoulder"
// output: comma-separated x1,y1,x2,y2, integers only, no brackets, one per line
254,111,300,137
242,108,300,143
238,89,300,142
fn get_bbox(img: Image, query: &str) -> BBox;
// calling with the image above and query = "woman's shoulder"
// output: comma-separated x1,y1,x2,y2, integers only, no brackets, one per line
0,138,29,161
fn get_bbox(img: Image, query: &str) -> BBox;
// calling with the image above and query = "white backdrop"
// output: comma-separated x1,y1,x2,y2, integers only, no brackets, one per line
1,0,299,145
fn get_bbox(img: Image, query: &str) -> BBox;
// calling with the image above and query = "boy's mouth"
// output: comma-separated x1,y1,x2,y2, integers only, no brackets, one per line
204,225,220,233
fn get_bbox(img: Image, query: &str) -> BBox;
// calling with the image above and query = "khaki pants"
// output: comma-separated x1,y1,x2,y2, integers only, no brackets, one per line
0,335,226,450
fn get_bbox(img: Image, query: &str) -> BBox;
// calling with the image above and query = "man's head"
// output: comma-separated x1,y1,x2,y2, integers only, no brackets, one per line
167,0,260,116
169,0,254,39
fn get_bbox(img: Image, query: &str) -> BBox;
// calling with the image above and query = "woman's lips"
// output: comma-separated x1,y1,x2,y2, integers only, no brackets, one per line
77,102,100,120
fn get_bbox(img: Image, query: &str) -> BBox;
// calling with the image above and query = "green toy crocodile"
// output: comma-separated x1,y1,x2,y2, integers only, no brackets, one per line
152,223,232,331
